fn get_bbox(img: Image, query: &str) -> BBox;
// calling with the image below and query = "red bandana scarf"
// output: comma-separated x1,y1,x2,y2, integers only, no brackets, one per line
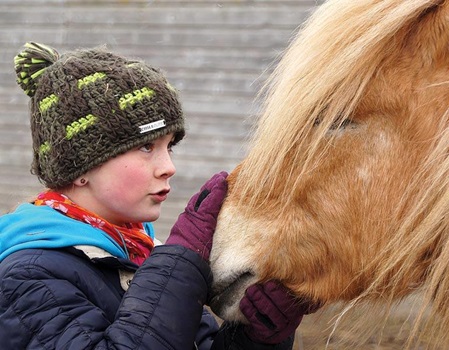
34,191,154,265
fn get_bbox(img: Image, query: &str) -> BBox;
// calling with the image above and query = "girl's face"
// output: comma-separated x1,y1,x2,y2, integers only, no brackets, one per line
71,133,176,226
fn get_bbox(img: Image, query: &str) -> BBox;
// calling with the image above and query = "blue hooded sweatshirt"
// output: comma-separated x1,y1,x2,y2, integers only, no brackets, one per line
0,203,154,262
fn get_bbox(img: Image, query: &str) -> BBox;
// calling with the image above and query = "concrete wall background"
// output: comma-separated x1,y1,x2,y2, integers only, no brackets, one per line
0,0,320,241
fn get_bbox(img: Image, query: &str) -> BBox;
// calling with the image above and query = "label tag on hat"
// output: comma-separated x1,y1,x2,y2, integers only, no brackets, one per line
139,119,166,134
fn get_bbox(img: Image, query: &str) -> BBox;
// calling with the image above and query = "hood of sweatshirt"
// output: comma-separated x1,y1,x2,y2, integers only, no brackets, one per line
0,203,154,262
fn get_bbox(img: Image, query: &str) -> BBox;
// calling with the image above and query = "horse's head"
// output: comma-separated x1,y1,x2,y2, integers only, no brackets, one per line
209,0,449,333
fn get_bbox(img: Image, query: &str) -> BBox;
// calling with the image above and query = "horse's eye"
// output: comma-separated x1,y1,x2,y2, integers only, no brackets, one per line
313,117,357,130
329,118,357,130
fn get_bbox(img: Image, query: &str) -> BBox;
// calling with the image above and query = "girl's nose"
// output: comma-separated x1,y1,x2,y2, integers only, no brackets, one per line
156,151,176,179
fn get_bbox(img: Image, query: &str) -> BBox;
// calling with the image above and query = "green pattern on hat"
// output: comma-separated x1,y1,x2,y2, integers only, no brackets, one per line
39,94,58,114
119,87,155,110
39,141,50,155
78,72,106,89
66,114,98,140
14,42,185,189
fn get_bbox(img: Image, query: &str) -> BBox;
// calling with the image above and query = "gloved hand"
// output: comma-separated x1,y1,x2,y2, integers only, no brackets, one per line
240,280,320,345
166,171,228,261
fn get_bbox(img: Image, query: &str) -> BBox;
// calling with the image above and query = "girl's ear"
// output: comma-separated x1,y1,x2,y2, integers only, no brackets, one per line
73,177,88,186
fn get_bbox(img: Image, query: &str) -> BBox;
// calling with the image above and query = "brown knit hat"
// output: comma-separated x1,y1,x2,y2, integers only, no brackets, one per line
14,42,185,189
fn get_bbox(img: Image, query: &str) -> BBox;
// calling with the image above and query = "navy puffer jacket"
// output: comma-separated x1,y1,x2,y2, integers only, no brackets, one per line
0,245,218,349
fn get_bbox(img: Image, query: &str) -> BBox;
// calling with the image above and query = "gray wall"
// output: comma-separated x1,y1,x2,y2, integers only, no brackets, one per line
0,0,319,241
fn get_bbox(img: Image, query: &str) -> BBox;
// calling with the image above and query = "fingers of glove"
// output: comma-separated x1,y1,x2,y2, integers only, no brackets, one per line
240,282,290,330
240,292,302,345
257,281,320,316
262,281,303,315
240,292,274,339
240,281,304,344
183,172,228,233
182,172,224,214
198,171,228,194
191,171,228,214
194,189,210,211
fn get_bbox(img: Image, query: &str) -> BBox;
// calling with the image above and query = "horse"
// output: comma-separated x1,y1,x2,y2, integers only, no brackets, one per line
208,0,449,347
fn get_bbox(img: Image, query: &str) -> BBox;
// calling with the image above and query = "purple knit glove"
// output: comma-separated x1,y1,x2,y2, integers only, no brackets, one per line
240,280,320,345
166,171,228,261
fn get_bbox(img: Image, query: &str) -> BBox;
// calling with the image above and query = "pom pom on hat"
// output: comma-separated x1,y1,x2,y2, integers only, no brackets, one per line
14,42,60,97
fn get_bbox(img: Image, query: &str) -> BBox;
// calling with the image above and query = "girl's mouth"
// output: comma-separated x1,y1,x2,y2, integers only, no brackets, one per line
150,189,170,203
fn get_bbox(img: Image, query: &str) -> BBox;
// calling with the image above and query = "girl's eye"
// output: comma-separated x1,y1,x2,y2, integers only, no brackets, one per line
139,143,154,153
139,142,175,153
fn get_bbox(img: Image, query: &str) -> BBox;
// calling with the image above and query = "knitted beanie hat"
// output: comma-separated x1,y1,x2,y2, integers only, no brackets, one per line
14,42,185,189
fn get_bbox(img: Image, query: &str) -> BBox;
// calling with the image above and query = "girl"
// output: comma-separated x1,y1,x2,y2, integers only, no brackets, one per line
0,42,307,349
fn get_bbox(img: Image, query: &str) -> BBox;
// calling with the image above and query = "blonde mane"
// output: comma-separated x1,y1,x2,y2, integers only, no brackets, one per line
231,0,449,346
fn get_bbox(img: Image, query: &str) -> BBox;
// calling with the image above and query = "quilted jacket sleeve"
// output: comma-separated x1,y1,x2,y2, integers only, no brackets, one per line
0,245,212,349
